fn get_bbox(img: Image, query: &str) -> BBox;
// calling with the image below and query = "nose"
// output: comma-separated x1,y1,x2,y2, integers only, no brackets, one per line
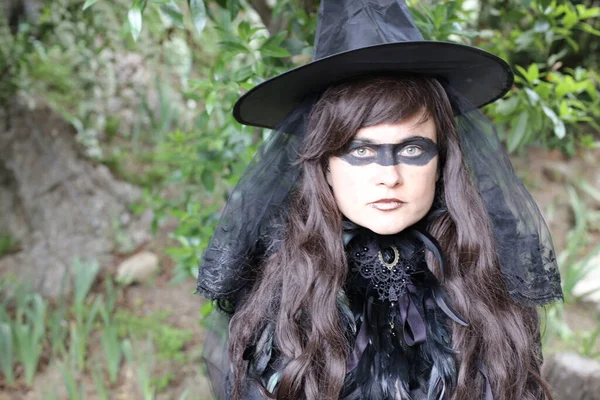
376,164,402,188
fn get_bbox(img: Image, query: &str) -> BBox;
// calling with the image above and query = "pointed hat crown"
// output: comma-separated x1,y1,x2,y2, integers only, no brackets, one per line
313,0,423,60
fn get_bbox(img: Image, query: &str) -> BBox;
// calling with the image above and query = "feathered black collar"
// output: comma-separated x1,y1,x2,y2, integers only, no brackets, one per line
340,221,467,400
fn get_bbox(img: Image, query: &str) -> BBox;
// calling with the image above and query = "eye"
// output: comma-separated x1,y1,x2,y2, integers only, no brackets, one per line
351,147,375,157
399,145,424,157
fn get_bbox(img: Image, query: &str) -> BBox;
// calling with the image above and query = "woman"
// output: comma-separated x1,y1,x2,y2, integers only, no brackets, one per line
197,1,563,399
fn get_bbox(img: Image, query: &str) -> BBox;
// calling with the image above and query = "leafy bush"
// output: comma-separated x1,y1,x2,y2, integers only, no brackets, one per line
409,0,600,155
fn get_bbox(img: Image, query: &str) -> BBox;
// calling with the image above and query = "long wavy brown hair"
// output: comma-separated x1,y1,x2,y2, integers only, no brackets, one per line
229,76,552,400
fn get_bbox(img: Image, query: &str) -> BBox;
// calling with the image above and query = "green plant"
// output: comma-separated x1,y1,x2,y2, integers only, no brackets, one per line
409,0,478,42
14,293,46,385
100,323,123,383
123,337,156,400
115,309,193,362
153,370,176,392
69,259,103,371
409,0,600,154
72,258,100,314
48,296,70,359
0,322,15,384
489,65,599,154
541,303,574,349
92,364,110,400
60,361,84,400
81,0,314,282
579,322,600,358
558,186,600,303
0,233,20,257
178,387,191,400
111,216,136,254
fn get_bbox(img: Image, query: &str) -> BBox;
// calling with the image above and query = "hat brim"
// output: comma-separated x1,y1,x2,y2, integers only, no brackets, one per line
233,41,513,129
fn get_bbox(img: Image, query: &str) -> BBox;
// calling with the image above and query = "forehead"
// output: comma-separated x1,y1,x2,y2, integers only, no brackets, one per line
354,113,437,144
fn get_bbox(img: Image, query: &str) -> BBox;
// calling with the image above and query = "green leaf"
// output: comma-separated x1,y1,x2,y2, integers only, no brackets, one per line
508,111,529,153
260,31,286,48
559,100,570,118
201,169,215,192
562,6,578,28
535,82,552,99
260,46,292,58
227,0,241,19
238,21,251,42
555,79,572,99
82,0,99,10
563,35,580,52
541,105,566,139
515,65,530,83
524,88,541,105
533,21,551,32
577,22,600,36
576,5,600,19
515,31,535,51
199,301,214,318
159,1,184,28
0,323,14,384
128,1,144,41
205,91,217,115
218,39,248,54
188,0,207,34
232,65,254,82
527,63,540,82
548,48,569,66
260,32,291,57
494,96,519,116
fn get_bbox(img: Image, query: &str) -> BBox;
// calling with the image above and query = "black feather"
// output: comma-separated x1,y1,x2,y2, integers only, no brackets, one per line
342,225,465,400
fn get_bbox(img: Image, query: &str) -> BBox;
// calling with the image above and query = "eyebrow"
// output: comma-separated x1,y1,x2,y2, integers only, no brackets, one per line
350,135,434,145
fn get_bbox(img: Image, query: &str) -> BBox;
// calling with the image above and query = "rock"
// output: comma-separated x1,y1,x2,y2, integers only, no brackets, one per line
543,352,600,400
127,209,154,250
116,251,160,285
0,99,142,298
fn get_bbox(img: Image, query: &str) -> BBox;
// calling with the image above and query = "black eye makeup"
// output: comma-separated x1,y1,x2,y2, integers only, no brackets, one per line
337,136,438,167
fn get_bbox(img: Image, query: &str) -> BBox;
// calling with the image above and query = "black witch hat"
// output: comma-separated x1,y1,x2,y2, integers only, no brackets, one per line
233,0,514,129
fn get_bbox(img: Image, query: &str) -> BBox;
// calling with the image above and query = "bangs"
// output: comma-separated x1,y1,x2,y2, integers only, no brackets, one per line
359,77,434,128
304,75,451,161
322,76,440,154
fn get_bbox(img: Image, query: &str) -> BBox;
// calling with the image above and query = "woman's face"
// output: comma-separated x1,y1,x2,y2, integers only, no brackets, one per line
326,110,439,235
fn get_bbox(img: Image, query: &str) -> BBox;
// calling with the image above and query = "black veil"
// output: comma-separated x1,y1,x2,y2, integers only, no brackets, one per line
196,100,312,314
195,84,563,399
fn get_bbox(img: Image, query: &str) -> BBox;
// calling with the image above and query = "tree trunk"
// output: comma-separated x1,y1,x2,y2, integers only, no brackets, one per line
0,98,142,297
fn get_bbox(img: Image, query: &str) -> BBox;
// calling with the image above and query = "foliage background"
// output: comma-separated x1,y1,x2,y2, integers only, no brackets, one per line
1,0,600,398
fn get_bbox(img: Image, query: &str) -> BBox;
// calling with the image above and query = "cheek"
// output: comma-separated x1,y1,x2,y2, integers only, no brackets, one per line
328,161,370,203
405,163,438,201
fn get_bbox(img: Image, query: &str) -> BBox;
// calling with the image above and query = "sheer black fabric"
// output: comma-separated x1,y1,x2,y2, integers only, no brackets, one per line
444,85,562,306
196,87,562,312
195,100,313,313
201,312,231,399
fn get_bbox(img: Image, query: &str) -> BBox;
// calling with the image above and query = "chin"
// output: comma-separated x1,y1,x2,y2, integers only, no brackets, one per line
366,223,408,236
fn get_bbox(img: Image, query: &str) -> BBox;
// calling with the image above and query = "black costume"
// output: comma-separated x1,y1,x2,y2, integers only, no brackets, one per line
196,1,563,399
